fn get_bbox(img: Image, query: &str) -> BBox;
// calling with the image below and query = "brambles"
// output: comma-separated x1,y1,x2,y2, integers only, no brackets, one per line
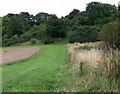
89,44,119,92
66,42,119,92
101,46,119,91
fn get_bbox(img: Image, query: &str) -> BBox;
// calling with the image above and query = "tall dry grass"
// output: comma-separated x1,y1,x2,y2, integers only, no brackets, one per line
67,42,102,68
66,42,119,92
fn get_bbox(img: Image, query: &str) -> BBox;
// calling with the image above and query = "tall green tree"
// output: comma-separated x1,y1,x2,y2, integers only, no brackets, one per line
86,2,117,25
35,12,49,25
19,12,31,31
65,9,79,20
2,14,24,38
46,14,66,38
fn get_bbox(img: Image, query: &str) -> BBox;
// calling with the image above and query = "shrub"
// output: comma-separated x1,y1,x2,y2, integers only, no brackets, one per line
68,26,99,43
42,37,54,44
2,39,10,47
30,38,36,44
22,31,32,41
2,35,22,46
100,21,119,48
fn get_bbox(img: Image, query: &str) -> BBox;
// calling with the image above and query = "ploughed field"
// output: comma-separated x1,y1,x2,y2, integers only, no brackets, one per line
1,47,39,64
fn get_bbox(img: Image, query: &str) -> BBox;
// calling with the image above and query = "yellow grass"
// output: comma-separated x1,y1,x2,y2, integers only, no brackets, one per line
67,42,102,68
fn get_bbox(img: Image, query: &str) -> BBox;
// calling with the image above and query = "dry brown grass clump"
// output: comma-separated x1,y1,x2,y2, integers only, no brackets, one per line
67,42,102,68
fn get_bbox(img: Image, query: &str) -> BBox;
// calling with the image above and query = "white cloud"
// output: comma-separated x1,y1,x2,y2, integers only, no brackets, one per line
0,0,119,18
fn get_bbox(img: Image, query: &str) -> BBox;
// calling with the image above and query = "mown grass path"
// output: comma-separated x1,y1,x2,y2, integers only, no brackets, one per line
2,44,67,92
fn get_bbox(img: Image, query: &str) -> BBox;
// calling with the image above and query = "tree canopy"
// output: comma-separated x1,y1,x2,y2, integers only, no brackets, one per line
2,2,118,46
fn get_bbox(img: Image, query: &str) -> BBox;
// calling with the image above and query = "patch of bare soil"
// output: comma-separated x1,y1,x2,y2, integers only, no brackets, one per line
0,47,39,64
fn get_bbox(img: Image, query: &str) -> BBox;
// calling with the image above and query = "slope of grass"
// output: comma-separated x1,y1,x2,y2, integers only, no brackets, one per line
2,44,67,92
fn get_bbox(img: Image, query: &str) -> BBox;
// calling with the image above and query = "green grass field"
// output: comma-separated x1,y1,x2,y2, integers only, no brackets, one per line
2,44,118,92
2,44,67,92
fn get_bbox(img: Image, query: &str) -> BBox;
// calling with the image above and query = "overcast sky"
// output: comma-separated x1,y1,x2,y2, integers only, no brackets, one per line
0,0,119,18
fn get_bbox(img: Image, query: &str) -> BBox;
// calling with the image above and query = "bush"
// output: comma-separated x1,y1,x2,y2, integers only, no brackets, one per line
100,21,119,48
2,39,10,47
22,31,32,41
2,35,22,46
42,37,54,44
68,26,99,43
30,38,36,44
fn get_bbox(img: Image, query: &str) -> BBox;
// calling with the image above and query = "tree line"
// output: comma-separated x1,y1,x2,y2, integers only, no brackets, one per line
1,2,119,48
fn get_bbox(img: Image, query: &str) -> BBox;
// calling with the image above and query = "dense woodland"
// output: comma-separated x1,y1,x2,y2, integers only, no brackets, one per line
1,2,120,48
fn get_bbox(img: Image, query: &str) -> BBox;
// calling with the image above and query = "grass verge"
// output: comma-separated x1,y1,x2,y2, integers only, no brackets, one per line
2,44,67,92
